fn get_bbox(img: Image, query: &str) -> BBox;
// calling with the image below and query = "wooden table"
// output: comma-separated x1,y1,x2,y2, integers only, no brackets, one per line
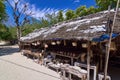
60,65,87,80
47,63,61,73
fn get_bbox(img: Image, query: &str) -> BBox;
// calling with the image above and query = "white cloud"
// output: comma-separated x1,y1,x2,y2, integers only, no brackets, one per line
74,0,80,3
30,5,59,19
7,0,61,20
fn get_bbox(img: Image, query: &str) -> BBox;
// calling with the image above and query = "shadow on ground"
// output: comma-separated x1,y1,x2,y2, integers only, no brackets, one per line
0,45,19,56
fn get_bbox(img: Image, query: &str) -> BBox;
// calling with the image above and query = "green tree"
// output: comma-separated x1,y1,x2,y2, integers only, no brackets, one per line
0,25,13,40
57,10,64,22
0,24,7,32
45,13,58,26
0,0,7,23
21,23,37,36
22,27,34,36
87,6,97,14
79,8,88,16
96,0,118,10
40,18,49,27
76,6,87,17
8,27,17,39
65,10,77,20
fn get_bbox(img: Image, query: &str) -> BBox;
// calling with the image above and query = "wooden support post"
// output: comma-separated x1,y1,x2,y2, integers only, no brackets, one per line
71,58,73,66
69,73,72,80
104,0,120,80
93,66,97,80
99,42,103,71
87,41,91,80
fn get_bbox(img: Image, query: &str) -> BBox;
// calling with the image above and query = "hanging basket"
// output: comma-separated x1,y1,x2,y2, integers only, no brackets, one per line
51,42,56,45
91,42,97,45
110,42,116,51
56,41,61,45
44,44,48,48
82,43,88,48
72,42,77,46
37,41,40,45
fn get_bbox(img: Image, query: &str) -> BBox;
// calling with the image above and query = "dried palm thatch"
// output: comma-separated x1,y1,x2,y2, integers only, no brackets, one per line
20,9,120,43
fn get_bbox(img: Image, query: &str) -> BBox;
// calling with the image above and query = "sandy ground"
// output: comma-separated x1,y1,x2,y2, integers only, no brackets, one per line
0,45,60,80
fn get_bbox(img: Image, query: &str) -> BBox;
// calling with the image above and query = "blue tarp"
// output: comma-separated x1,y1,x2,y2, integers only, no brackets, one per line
92,33,119,42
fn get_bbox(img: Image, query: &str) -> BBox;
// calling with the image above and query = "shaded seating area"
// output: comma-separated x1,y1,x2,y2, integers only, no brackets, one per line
19,37,120,80
19,9,120,80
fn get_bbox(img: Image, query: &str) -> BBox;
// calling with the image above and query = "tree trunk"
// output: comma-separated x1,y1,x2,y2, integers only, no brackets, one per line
16,26,22,51
17,27,21,40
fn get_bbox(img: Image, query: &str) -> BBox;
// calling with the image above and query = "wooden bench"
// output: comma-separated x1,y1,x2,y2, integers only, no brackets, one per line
47,62,60,72
74,62,97,80
60,64,87,80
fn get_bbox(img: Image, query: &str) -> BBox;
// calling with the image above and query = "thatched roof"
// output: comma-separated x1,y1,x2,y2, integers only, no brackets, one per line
20,9,120,43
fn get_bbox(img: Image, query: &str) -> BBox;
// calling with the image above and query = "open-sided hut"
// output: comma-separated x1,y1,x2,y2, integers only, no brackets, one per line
20,9,120,72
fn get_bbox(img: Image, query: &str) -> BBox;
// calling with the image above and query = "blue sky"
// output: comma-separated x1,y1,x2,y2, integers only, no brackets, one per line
6,0,96,26
27,0,96,10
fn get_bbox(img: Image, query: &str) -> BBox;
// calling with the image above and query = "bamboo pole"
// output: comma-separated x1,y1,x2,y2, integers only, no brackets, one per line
100,42,103,71
104,0,120,80
87,19,91,80
87,41,91,80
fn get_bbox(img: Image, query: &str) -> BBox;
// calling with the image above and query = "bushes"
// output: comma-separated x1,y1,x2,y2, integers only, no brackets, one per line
0,25,15,41
0,30,12,41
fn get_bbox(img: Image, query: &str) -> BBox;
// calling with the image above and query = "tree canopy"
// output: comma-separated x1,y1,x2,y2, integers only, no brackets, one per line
0,0,7,23
76,6,87,17
96,0,118,10
65,10,77,20
0,25,13,40
57,10,64,22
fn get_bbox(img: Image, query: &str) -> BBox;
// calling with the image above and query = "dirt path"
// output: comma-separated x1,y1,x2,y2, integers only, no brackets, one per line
0,45,60,80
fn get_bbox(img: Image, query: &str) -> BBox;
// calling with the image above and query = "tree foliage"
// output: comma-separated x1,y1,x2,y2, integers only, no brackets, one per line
87,6,97,14
0,25,13,40
96,0,118,10
65,10,77,20
0,0,7,23
22,26,34,36
9,27,17,39
45,13,58,25
75,6,98,17
40,18,50,27
76,6,87,17
57,10,64,22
